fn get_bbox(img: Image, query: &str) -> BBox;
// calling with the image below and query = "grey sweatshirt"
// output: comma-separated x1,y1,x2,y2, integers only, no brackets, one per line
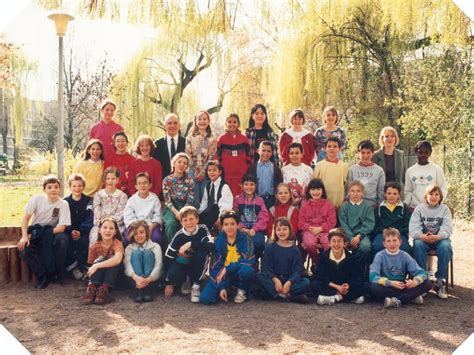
409,203,453,239
348,163,385,205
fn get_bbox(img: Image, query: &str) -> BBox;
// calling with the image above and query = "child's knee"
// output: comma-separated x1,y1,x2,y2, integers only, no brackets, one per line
239,265,255,280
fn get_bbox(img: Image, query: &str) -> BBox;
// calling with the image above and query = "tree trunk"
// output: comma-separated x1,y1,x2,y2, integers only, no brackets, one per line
0,88,8,154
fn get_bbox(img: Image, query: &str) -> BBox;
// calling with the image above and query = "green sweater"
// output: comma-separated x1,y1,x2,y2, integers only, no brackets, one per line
338,200,375,240
373,201,411,236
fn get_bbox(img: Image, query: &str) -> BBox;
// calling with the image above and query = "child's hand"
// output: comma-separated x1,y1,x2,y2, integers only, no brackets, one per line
17,237,30,251
273,278,283,293
164,285,174,298
310,226,322,235
87,264,99,278
216,268,226,283
179,242,192,255
340,283,350,295
214,220,222,231
282,281,292,295
219,289,228,302
405,279,417,289
350,235,361,249
71,230,81,240
391,281,405,289
248,229,256,237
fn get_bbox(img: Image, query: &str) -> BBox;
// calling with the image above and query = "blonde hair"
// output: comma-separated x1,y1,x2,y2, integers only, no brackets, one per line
379,126,400,147
347,180,365,192
134,135,155,155
170,152,190,174
189,110,212,137
275,183,294,205
322,106,339,124
67,173,86,187
424,184,444,204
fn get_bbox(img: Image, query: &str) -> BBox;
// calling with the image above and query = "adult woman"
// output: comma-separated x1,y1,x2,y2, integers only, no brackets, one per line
372,126,406,186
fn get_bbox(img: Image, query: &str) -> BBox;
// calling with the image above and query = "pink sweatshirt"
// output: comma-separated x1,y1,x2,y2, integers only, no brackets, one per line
298,198,336,233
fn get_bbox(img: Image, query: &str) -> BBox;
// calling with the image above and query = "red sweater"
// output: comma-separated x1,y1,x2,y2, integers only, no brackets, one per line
298,198,336,233
127,158,163,197
104,152,134,194
266,202,299,237
279,129,315,166
90,120,124,160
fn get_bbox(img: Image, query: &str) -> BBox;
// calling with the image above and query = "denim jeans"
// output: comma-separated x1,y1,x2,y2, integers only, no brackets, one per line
413,239,452,280
131,249,156,277
256,272,310,299
370,279,432,303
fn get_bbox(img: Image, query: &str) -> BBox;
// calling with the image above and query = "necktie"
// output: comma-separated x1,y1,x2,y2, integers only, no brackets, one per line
170,137,176,158
209,183,215,205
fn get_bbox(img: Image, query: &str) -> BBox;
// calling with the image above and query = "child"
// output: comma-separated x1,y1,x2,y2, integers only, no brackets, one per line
233,174,270,262
217,113,252,196
124,172,164,249
348,140,385,207
314,106,346,161
410,184,453,299
370,228,432,308
200,210,255,304
124,221,163,303
63,173,93,280
266,183,299,237
281,142,313,206
310,228,366,305
104,131,134,194
279,109,315,166
198,161,233,231
162,152,195,243
313,136,348,208
83,217,124,305
257,217,310,303
73,139,105,196
404,140,447,210
298,178,336,268
185,110,217,206
127,135,163,197
338,181,375,268
245,104,280,165
373,126,406,186
246,140,283,210
90,167,128,246
164,206,214,302
89,98,124,160
372,182,411,255
18,175,71,288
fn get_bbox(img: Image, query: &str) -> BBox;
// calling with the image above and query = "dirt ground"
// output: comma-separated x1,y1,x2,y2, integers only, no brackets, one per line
1,221,473,354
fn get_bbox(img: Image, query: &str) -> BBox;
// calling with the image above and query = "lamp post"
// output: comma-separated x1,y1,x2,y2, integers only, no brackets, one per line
48,12,74,196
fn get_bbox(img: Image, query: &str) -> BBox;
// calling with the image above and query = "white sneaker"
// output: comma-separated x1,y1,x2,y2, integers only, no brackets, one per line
181,277,192,295
411,295,424,305
317,295,335,306
428,270,436,281
436,280,448,299
384,297,401,308
190,284,200,303
72,267,84,281
352,296,365,304
234,289,247,304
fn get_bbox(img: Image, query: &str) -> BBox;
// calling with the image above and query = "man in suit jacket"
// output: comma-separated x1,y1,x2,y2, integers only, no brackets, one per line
153,113,186,178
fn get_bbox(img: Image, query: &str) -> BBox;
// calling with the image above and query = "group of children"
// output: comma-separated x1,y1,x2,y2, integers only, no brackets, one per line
17,101,453,309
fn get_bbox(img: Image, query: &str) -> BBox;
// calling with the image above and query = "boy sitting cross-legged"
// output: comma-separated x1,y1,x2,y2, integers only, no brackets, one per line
310,227,366,305
164,206,214,303
200,210,255,304
369,227,432,308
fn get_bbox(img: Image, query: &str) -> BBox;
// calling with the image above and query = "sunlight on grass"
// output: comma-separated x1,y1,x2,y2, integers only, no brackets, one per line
0,184,42,226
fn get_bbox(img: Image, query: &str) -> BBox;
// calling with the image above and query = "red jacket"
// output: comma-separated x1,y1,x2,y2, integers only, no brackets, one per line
266,202,299,237
217,131,251,177
90,120,124,160
279,129,315,166
104,152,134,194
127,158,163,197
298,198,336,233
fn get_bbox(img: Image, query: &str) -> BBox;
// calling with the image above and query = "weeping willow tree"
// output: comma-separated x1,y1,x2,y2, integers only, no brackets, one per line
264,0,471,145
38,0,236,140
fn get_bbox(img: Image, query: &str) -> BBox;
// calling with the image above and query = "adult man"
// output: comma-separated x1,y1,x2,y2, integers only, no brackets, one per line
153,113,186,178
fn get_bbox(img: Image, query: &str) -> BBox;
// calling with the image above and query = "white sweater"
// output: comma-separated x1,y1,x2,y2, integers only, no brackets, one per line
124,192,162,228
404,163,447,208
123,240,163,281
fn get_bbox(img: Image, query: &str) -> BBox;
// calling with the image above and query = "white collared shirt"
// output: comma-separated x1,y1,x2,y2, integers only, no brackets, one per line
198,177,233,215
350,199,363,206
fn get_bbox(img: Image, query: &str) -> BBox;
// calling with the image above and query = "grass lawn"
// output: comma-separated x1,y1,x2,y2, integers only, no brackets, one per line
0,184,42,226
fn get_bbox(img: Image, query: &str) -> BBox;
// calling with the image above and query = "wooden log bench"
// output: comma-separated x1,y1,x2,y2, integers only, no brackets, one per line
0,227,32,284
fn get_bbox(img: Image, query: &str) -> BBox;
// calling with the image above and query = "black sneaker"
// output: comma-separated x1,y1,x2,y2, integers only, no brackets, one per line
133,289,144,303
290,294,309,304
143,287,153,302
34,275,49,289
